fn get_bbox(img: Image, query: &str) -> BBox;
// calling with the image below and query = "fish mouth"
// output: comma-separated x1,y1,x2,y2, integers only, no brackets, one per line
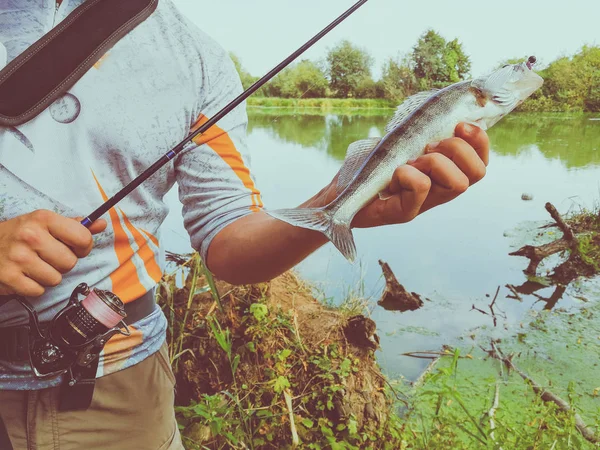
515,56,544,101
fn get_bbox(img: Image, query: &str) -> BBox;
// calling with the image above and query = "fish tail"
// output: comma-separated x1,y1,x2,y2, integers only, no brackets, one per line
266,207,357,262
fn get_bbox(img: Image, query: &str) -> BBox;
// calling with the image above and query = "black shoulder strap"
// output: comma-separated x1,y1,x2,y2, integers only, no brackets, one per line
0,0,158,127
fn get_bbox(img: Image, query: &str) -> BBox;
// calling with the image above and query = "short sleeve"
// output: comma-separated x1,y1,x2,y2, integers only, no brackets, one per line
175,47,263,263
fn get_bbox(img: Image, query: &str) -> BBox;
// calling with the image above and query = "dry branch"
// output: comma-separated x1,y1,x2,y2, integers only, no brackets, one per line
489,342,599,444
488,381,501,448
545,202,576,243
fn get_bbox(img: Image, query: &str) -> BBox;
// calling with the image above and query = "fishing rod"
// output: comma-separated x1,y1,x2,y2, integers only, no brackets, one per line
0,0,371,391
81,0,369,227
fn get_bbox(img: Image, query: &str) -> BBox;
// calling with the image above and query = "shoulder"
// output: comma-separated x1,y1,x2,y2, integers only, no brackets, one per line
153,1,233,68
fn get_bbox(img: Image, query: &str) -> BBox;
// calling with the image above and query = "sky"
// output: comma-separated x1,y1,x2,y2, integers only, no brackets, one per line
172,0,599,80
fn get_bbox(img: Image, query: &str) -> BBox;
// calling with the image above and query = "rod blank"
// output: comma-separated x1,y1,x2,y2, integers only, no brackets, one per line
82,0,369,227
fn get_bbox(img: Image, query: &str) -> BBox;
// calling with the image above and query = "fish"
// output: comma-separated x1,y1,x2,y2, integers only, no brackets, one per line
266,57,544,262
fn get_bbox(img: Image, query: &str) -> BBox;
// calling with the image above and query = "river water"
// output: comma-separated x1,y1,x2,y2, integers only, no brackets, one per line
162,111,600,381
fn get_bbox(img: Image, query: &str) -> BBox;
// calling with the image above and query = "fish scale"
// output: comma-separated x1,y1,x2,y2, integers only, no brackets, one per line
267,60,544,262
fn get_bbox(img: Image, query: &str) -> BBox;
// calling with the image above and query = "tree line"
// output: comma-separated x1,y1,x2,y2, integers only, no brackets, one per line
231,29,599,112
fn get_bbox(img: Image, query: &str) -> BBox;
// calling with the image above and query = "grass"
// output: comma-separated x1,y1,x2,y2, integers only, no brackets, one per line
158,245,600,449
399,299,600,449
158,255,401,449
246,97,395,111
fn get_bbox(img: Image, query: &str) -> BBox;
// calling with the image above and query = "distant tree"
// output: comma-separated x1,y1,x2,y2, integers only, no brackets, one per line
380,55,418,102
541,46,600,111
290,60,329,98
256,60,328,98
580,46,600,111
412,30,447,87
258,60,329,98
444,39,471,82
354,75,379,99
586,71,600,111
229,53,258,90
411,30,471,88
326,40,375,98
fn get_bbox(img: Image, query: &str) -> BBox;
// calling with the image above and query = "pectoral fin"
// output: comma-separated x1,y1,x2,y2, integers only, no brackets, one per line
336,137,381,195
378,188,394,201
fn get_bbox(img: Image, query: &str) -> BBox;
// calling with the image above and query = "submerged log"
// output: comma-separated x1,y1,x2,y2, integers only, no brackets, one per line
509,202,595,284
377,260,424,312
510,240,571,276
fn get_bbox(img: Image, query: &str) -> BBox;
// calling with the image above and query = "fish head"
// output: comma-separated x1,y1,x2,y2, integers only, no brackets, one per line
470,56,543,129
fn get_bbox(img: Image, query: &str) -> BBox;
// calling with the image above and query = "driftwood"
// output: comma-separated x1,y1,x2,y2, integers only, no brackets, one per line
488,342,599,444
377,260,424,312
510,203,579,277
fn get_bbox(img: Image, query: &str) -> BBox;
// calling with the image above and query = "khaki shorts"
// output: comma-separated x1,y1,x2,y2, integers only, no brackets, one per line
0,343,183,450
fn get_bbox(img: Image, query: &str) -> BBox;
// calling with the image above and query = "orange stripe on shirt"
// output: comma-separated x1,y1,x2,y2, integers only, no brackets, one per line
192,114,263,211
140,228,159,247
92,172,147,303
119,208,163,283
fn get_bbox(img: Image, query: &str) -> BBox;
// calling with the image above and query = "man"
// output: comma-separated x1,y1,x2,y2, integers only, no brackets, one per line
0,0,489,448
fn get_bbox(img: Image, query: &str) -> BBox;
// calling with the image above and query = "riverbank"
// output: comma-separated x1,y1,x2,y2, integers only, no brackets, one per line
158,256,400,449
159,205,600,449
246,97,600,114
247,97,395,112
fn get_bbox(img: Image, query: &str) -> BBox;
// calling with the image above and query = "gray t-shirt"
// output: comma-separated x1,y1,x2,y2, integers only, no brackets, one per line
0,0,262,389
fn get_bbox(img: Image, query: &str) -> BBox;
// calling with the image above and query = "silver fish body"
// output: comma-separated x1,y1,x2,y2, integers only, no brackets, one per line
267,60,544,261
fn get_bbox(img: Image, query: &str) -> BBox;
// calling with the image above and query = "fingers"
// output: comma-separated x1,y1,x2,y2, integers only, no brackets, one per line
22,254,63,288
0,275,45,298
354,123,490,228
410,153,470,193
408,152,470,213
425,137,486,185
34,234,79,274
0,210,107,297
42,212,94,258
352,165,431,227
455,122,490,166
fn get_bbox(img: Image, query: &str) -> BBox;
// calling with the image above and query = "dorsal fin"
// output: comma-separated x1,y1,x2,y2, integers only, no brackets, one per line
385,90,439,133
336,137,381,194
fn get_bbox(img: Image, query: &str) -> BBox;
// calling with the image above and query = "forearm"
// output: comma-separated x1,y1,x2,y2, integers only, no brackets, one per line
206,187,333,285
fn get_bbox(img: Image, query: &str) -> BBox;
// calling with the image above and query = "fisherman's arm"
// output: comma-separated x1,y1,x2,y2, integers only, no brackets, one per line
207,123,489,285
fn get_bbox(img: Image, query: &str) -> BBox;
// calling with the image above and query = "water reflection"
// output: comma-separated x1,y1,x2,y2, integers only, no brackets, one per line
249,111,600,169
249,113,387,161
490,114,600,168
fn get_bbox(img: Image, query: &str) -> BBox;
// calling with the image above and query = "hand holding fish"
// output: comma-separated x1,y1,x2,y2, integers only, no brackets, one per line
342,122,489,228
268,58,543,261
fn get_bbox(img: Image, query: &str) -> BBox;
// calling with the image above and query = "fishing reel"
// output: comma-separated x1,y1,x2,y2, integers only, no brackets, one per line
14,283,130,380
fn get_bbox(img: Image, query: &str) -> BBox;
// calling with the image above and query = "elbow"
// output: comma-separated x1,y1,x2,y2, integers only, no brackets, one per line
204,233,272,286
206,255,272,286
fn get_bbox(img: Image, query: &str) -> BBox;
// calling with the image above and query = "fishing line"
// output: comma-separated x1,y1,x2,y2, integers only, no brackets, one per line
81,0,369,228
